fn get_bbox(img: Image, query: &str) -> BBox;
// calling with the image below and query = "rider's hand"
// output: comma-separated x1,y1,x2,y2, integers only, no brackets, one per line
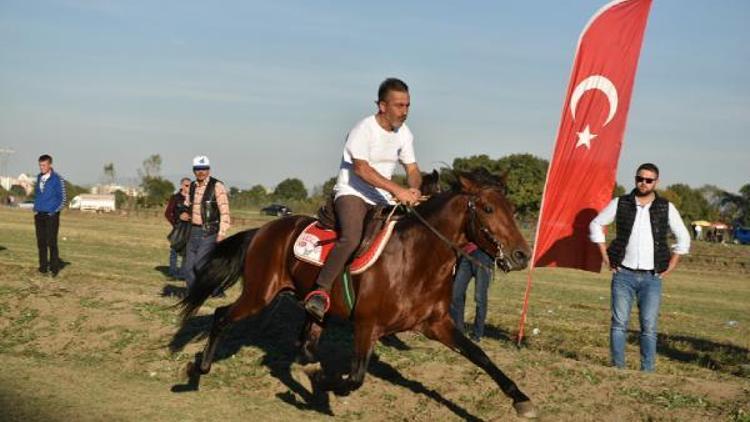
395,187,420,206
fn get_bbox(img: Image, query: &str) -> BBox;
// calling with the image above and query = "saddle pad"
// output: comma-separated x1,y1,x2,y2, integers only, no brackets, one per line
293,221,397,274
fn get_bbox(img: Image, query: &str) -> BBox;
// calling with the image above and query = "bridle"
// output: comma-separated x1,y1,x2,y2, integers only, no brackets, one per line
403,191,510,274
467,193,511,273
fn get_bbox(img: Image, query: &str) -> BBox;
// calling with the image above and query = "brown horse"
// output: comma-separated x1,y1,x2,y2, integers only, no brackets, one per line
177,168,536,417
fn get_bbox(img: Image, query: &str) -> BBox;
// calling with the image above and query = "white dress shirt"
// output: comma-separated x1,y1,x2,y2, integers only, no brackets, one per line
589,197,691,270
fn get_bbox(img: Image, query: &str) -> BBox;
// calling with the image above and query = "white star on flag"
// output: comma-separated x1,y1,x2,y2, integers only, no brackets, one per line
575,125,597,149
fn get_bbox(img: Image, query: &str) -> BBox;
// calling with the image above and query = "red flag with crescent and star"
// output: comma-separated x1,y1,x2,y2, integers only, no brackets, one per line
532,0,653,272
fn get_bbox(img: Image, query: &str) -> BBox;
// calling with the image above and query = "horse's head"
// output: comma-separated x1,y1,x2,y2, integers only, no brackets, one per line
420,169,443,196
455,168,531,272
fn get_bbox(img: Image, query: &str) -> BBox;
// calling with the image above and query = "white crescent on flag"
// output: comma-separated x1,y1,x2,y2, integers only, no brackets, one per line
569,75,619,125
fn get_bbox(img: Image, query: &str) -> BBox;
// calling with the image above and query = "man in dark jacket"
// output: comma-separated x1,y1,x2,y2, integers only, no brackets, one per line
164,177,191,279
589,163,691,372
33,154,66,276
183,156,231,293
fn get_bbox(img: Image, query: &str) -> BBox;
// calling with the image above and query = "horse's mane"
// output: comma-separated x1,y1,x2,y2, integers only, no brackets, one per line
397,167,506,230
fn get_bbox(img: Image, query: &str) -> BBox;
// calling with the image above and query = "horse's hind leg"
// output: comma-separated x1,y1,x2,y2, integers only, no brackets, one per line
421,316,536,418
192,305,231,375
191,292,275,375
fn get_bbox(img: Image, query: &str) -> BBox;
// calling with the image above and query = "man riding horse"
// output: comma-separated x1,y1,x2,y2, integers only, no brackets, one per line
304,78,423,321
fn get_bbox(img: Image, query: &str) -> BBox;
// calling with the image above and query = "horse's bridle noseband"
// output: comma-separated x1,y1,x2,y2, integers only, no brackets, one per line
404,192,511,275
467,194,510,272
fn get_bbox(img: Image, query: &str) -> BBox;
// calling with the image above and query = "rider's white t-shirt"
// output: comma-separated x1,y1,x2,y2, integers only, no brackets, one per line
334,115,416,205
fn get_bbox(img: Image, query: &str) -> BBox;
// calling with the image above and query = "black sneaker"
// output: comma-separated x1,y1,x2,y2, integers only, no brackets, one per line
304,293,328,322
51,268,59,277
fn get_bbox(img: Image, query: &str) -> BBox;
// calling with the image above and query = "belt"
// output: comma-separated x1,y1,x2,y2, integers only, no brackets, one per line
619,265,655,274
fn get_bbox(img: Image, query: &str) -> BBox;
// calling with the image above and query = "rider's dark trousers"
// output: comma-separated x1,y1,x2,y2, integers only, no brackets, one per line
314,195,373,290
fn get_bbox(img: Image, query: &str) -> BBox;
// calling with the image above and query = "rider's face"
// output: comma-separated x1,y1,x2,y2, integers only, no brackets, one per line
378,90,410,131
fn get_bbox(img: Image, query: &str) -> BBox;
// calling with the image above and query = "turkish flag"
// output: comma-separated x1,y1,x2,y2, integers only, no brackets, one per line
533,0,653,272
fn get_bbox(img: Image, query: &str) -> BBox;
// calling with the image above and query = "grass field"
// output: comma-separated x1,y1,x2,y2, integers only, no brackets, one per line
0,207,748,421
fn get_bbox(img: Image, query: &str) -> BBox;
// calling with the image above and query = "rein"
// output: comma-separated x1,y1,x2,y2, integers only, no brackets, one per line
403,198,498,274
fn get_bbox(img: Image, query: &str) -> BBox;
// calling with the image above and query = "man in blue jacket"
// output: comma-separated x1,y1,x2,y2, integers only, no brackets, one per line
33,154,66,276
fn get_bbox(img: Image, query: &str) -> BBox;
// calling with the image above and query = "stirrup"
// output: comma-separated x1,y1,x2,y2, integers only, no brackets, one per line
304,289,331,313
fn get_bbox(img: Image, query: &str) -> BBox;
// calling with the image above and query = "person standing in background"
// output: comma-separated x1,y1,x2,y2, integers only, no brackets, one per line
33,154,66,277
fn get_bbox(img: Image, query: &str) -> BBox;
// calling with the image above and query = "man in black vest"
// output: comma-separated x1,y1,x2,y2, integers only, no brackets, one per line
589,163,690,372
183,155,231,293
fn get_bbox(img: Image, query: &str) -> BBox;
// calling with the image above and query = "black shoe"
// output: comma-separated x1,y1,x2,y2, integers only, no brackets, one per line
304,293,328,322
38,267,48,274
469,333,481,343
51,268,59,277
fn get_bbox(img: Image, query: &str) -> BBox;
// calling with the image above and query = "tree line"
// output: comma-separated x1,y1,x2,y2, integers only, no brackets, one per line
2,153,747,227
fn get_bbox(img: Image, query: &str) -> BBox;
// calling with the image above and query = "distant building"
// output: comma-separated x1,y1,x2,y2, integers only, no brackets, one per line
0,173,34,195
90,184,144,197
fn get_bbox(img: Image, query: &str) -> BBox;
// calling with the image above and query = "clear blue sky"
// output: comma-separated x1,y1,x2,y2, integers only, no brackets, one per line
1,0,748,192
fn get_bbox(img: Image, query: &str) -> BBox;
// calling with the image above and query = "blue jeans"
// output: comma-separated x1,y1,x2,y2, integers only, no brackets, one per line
610,268,662,372
169,248,185,278
450,250,495,339
183,226,217,290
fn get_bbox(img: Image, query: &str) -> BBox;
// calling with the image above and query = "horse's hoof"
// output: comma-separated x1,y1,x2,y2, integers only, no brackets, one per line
332,383,351,397
513,401,537,418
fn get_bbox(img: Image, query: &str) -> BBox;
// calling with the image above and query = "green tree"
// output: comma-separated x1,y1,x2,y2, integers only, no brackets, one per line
321,177,337,197
9,184,26,198
495,154,548,219
450,154,548,220
64,180,89,202
666,183,712,223
137,154,173,207
612,183,626,197
721,184,750,226
140,177,175,207
114,190,128,209
138,154,162,179
247,184,269,204
274,178,307,201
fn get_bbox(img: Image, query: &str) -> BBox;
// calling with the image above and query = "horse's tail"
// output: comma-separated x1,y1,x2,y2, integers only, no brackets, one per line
177,228,257,324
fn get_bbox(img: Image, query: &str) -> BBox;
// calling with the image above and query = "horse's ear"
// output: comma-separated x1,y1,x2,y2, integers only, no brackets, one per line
457,173,480,194
499,169,509,186
430,169,440,186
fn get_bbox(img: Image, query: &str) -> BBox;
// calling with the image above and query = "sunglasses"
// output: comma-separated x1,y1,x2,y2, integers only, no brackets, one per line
635,176,656,184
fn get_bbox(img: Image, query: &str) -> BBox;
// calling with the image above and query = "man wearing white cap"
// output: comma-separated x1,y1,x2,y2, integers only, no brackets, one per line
183,155,231,294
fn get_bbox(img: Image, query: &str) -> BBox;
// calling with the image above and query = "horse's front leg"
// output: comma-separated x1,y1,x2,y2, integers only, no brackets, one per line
314,322,376,396
420,315,537,418
295,318,323,365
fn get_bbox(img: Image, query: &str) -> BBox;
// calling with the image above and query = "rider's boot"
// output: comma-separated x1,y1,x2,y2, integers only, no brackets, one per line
304,288,331,322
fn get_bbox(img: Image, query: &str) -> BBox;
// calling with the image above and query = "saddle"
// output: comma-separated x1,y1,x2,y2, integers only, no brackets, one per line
315,194,406,258
292,195,405,274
